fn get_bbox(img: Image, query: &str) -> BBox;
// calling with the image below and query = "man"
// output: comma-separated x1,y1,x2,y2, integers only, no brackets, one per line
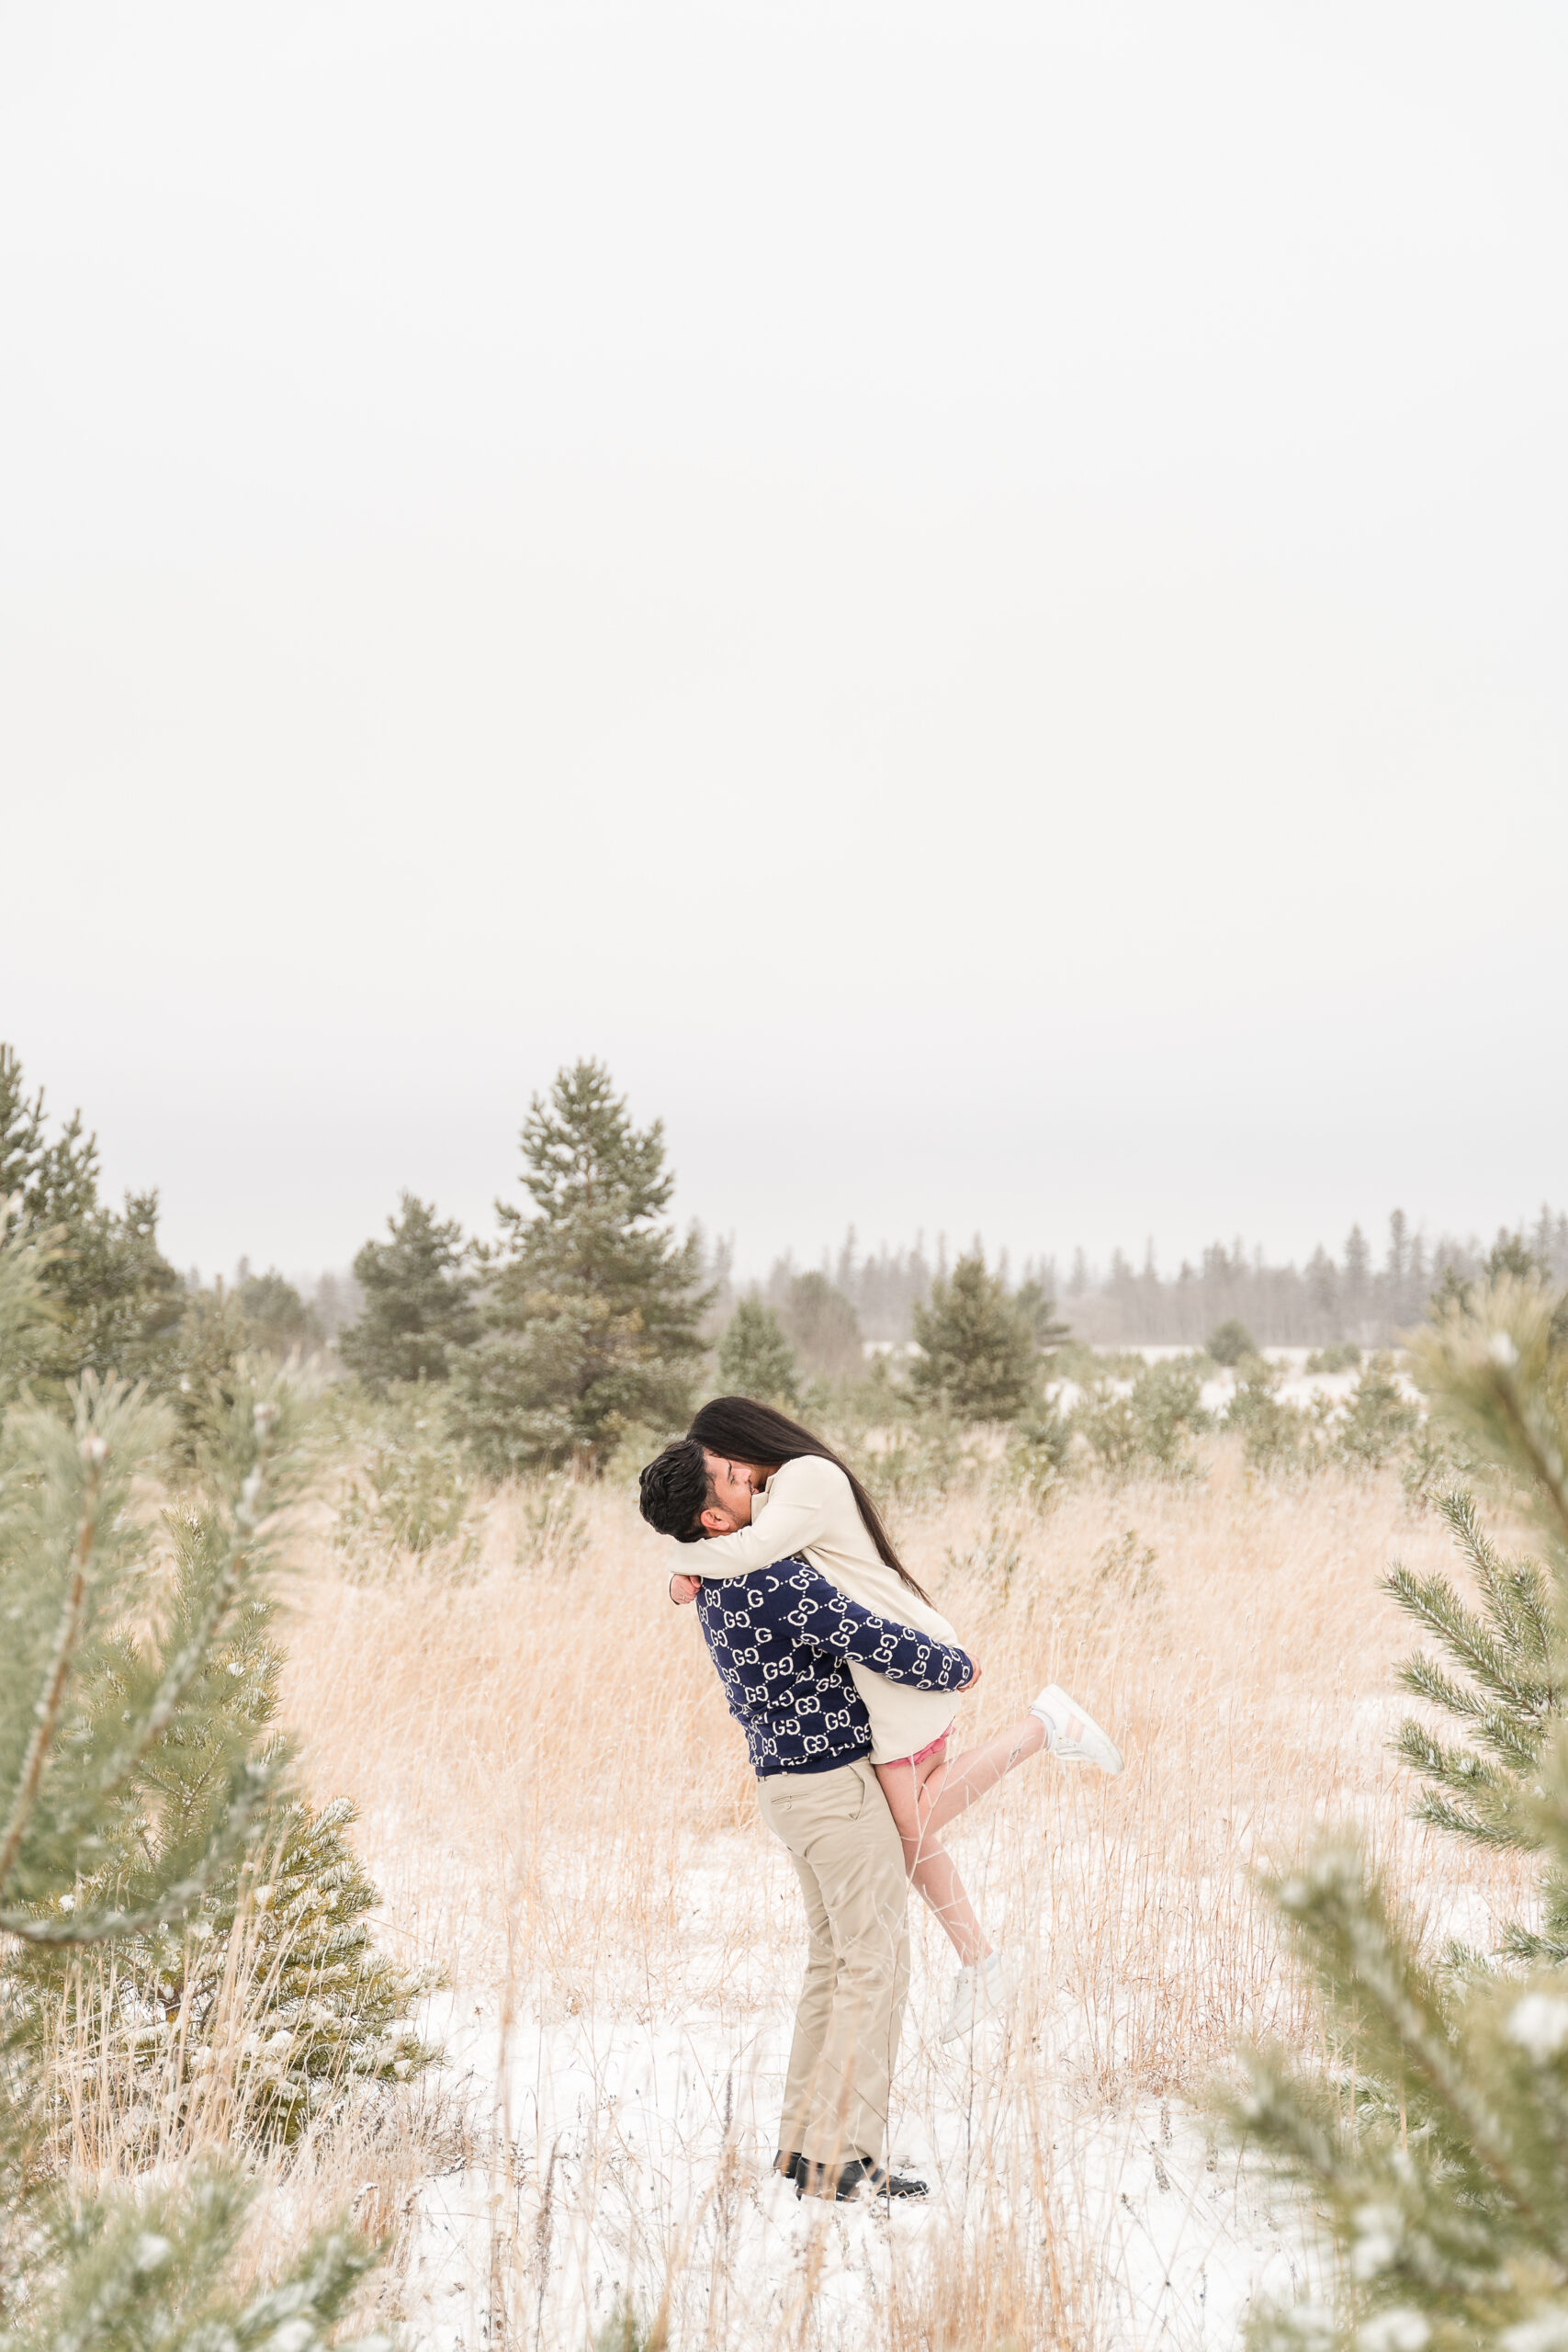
639,1436,977,2203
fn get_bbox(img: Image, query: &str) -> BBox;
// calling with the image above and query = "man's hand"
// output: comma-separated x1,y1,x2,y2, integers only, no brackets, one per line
669,1572,702,1606
962,1652,984,1693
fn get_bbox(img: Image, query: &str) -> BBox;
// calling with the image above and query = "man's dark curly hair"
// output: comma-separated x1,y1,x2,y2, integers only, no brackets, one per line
637,1439,712,1543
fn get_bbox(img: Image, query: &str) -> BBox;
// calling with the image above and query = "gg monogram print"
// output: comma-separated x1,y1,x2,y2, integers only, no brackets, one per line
694,1555,974,1778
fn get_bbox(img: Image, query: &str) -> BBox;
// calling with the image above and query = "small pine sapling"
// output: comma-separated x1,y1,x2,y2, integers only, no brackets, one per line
1013,1276,1070,1353
1333,1357,1420,1474
0,1213,392,2342
232,1267,322,1359
1387,1492,1558,1860
1223,1274,1568,2352
0,1378,294,1951
1074,1358,1209,1483
1226,1357,1318,1481
14,1505,439,2152
716,1296,800,1408
3,2172,383,2352
1206,1318,1256,1368
333,1387,480,1572
339,1193,480,1392
0,1043,186,1398
909,1252,1036,1424
0,1196,60,1411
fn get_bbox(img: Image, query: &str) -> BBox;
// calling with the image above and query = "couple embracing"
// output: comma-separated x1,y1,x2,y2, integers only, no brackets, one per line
638,1396,1123,2206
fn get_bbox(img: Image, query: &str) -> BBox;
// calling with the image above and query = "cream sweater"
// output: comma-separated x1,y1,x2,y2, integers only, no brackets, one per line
694,1454,964,1766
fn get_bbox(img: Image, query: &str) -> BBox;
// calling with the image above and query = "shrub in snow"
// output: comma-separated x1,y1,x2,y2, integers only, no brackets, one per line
1206,1317,1257,1367
1074,1356,1209,1482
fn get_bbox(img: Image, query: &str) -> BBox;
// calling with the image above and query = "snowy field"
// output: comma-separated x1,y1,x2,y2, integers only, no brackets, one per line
396,1908,1328,2352
1044,1346,1422,1425
265,1458,1529,2350
401,2035,1318,2350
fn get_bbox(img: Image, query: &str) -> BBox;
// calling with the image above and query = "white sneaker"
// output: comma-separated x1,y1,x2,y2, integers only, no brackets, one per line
1031,1683,1123,1774
941,1947,1023,2043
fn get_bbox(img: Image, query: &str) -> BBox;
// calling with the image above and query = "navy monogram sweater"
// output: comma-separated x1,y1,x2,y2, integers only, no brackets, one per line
694,1555,975,1778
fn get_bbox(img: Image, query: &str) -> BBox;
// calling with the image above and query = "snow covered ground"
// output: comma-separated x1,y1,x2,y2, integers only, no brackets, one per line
1046,1347,1419,1423
398,1976,1323,2352
272,1467,1525,2351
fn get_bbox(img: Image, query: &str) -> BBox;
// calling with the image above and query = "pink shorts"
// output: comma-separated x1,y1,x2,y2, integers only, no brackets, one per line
884,1723,953,1771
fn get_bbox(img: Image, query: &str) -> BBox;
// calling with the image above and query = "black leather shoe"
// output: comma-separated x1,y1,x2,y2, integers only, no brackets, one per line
776,2151,803,2183
797,2156,929,2202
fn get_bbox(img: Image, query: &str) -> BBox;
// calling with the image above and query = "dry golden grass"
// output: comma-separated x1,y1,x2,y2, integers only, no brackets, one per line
273,1450,1533,2343
281,1450,1528,2058
39,1446,1540,2347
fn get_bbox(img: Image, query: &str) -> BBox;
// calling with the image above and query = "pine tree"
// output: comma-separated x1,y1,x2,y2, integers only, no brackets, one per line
1432,1229,1560,1322
9,1503,438,2154
1013,1276,1070,1352
0,1200,60,1408
0,1043,185,1396
447,1061,710,1476
1384,1487,1563,1961
0,1215,385,2342
331,1384,480,1568
1224,1273,1568,2352
1207,1317,1257,1366
160,1281,258,1466
1076,1356,1210,1481
339,1193,480,1391
909,1251,1036,1422
716,1297,800,1408
776,1271,863,1381
1332,1359,1421,1473
233,1266,321,1359
1343,1221,1372,1340
0,1044,46,1205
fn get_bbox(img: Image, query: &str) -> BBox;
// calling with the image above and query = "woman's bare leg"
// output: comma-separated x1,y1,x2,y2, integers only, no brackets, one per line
876,1757,990,1965
917,1713,1046,1839
907,1843,990,1965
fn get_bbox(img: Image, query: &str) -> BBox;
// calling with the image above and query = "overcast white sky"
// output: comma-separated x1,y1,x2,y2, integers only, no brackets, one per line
2,1,1563,1286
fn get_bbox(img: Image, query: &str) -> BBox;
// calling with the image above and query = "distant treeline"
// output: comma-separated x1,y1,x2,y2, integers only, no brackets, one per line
716,1208,1568,1353
16,1019,1565,1482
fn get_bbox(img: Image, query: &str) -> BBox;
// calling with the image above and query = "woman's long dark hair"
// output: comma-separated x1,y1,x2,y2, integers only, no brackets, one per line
686,1396,931,1605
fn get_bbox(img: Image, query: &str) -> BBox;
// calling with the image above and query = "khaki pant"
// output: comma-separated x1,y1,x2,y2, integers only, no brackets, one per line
755,1757,909,2175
